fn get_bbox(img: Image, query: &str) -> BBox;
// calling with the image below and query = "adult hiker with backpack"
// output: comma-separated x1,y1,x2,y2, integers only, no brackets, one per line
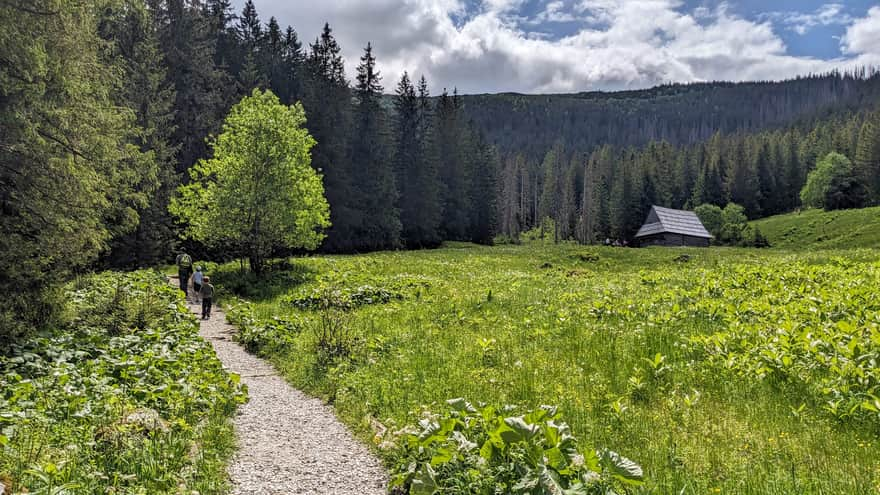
176,249,193,297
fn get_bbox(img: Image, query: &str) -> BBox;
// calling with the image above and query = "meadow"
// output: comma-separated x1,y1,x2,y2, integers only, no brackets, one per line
213,242,880,494
752,205,880,250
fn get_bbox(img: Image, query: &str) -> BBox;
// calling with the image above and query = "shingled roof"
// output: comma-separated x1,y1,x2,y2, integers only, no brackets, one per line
635,205,712,239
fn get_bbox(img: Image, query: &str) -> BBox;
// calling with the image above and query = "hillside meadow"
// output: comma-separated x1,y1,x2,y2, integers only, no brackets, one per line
209,242,880,494
752,206,880,250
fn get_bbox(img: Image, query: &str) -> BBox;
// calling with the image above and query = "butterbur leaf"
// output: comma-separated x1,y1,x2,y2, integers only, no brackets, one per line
451,430,477,451
512,470,540,492
504,416,539,440
545,447,568,471
410,463,438,495
563,483,591,495
479,439,495,460
601,449,644,485
447,397,477,413
418,420,441,442
430,446,454,466
537,465,567,494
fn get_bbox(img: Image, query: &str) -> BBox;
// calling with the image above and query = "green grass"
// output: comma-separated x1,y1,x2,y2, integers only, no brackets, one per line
214,242,880,494
752,206,880,250
0,271,245,494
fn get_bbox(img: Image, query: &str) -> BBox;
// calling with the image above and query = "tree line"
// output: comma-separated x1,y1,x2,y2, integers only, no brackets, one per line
131,0,498,259
463,71,880,161
497,110,880,243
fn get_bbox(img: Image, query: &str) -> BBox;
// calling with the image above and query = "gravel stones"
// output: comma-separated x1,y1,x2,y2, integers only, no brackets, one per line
187,299,388,495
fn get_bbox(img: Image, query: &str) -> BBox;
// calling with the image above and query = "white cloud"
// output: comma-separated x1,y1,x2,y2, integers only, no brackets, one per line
764,3,853,35
842,6,880,58
238,0,879,94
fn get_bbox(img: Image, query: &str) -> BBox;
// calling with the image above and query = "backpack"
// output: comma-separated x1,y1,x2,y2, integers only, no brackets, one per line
178,254,192,269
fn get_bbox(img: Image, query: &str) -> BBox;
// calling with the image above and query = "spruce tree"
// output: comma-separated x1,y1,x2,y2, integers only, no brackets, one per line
154,0,226,173
470,134,499,245
436,89,472,240
262,17,285,95
303,23,354,251
99,0,180,268
755,140,777,216
1,0,147,338
350,42,400,250
394,73,441,247
854,112,880,203
281,26,306,103
725,137,760,217
235,0,266,91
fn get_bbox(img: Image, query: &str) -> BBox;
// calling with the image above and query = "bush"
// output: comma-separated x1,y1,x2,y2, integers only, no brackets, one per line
388,399,643,495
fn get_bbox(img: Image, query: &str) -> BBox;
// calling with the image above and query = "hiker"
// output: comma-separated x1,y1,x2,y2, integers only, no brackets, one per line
200,276,214,320
175,249,193,297
192,266,204,303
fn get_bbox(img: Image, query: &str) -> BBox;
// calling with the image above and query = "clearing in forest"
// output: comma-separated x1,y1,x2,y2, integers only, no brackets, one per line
212,242,880,495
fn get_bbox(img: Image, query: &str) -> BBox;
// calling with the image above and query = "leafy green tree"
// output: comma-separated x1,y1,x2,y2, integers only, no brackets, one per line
800,152,863,210
824,172,868,210
719,203,748,244
694,204,723,239
172,89,329,274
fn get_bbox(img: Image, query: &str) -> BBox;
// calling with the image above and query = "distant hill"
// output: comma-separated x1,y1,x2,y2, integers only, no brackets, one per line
752,206,880,250
455,72,880,159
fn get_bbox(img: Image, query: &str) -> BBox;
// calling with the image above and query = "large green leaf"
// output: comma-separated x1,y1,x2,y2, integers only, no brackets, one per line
504,416,540,440
410,463,438,495
601,449,644,486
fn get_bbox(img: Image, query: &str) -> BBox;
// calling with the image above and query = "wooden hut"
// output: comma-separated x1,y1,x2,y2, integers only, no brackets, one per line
634,205,711,247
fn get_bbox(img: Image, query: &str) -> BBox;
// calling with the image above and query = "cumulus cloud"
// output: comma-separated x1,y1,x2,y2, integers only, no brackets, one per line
237,0,880,94
842,6,880,58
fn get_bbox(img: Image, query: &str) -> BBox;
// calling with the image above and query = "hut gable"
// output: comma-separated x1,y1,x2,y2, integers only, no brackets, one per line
635,206,711,247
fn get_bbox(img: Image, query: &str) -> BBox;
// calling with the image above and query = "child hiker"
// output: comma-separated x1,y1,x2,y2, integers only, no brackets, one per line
200,276,214,320
192,266,204,303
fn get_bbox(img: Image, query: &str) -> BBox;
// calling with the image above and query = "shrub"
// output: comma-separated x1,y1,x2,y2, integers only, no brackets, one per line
388,399,643,495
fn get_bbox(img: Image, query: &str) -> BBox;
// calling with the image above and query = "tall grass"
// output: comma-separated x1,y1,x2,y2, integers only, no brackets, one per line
217,243,880,494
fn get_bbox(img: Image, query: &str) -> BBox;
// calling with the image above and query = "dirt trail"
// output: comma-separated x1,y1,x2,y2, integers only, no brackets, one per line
176,281,387,494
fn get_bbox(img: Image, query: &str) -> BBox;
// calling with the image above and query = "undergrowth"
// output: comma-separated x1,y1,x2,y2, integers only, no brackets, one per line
0,271,246,494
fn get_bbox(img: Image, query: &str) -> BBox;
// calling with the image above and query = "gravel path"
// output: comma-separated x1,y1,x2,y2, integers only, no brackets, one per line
180,291,388,494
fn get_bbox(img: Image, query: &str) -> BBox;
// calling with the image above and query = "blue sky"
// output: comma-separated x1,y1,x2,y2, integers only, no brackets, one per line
233,1,880,94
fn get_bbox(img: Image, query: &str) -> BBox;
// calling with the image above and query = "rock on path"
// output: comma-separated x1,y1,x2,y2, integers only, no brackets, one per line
183,295,388,495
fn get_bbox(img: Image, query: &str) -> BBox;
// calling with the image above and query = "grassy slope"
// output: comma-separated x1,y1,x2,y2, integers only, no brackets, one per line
216,244,880,495
752,206,880,250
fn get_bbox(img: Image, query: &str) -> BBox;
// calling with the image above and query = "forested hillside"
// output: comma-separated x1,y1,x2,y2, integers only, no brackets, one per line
497,109,880,243
462,74,880,159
